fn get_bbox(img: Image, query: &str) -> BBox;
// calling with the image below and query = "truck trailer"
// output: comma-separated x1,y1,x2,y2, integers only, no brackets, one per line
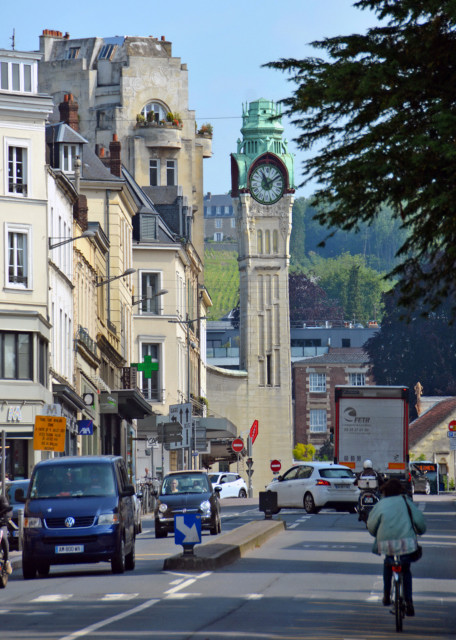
334,385,410,489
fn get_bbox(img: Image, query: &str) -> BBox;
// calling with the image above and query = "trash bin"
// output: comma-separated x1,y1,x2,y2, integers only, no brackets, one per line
259,490,279,519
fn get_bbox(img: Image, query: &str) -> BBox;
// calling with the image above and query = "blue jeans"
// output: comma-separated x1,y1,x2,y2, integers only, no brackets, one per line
384,553,414,602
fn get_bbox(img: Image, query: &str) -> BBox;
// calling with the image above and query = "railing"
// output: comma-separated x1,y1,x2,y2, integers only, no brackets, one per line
207,347,239,359
291,346,329,357
206,346,329,359
77,325,98,357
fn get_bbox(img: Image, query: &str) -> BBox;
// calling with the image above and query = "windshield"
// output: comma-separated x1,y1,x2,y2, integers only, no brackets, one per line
319,468,354,479
161,473,210,495
30,464,116,498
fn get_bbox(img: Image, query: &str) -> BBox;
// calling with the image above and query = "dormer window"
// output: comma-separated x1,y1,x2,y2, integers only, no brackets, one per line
60,144,80,172
65,47,80,60
98,44,117,60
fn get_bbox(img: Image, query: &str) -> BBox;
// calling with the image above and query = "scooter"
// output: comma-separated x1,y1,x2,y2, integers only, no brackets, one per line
356,476,381,525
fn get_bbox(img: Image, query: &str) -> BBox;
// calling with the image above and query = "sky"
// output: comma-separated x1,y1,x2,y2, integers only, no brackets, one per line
1,0,380,199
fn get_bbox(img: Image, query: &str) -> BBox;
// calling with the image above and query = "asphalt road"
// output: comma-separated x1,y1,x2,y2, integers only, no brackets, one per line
2,495,455,640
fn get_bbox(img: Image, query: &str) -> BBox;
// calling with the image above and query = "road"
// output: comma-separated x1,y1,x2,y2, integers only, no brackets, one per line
1,495,455,639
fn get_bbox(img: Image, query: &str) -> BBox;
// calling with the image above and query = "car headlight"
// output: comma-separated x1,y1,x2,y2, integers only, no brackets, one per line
98,513,119,525
24,517,42,528
158,503,168,513
200,500,211,515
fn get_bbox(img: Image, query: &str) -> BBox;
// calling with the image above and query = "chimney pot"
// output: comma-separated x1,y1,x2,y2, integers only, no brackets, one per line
113,133,118,142
99,147,105,158
161,36,165,41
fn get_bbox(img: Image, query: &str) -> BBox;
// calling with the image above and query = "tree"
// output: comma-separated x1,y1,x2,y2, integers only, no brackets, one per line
266,1,456,315
293,443,316,461
365,286,456,418
289,272,344,325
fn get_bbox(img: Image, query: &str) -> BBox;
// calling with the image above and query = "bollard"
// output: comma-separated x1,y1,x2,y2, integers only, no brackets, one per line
17,509,24,551
259,490,279,519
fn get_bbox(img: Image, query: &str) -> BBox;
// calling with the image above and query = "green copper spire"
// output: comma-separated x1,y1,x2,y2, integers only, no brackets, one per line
231,98,294,193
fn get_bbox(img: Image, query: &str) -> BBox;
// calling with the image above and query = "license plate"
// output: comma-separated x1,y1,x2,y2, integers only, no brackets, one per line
334,484,348,489
364,497,374,504
55,545,84,554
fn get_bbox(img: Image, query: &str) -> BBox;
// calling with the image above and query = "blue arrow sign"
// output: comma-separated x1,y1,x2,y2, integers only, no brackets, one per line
174,513,202,549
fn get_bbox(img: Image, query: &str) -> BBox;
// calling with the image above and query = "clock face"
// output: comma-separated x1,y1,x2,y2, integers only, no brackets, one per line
249,164,285,204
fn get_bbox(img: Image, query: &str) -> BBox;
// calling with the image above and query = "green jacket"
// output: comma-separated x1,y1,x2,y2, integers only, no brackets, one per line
367,494,426,555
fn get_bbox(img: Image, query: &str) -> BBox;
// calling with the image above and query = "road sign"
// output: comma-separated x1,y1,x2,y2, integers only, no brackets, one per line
270,459,282,473
174,513,202,552
232,438,244,453
34,416,66,452
250,419,258,445
449,420,456,431
448,431,456,438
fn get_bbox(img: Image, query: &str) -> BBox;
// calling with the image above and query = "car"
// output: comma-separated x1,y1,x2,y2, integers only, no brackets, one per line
5,479,30,550
265,462,359,513
207,472,247,498
20,455,136,578
410,467,431,495
154,470,221,538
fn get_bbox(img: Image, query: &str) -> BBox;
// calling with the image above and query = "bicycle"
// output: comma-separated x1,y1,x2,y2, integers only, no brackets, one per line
0,525,9,588
390,555,406,632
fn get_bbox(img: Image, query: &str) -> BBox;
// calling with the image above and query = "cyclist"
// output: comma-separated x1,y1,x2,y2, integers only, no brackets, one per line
0,495,13,575
367,478,426,617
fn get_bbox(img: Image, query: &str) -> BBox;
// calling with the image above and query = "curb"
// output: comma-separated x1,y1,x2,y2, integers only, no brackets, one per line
163,518,285,571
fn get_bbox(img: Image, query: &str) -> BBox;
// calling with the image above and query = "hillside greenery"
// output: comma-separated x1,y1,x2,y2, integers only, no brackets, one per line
204,249,239,320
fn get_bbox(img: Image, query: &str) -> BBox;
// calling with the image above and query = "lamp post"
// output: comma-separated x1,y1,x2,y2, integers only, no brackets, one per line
96,267,136,287
48,229,96,250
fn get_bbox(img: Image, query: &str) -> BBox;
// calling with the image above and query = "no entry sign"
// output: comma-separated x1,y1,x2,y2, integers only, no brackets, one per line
232,438,244,453
270,459,281,473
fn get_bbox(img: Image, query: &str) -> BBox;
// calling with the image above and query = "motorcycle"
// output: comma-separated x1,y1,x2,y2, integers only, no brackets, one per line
356,475,381,525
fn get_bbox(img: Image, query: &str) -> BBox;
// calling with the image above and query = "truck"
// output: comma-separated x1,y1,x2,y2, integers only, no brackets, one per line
334,385,411,491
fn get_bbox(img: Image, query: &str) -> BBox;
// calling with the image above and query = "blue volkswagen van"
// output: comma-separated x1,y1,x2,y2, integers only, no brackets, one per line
21,456,136,578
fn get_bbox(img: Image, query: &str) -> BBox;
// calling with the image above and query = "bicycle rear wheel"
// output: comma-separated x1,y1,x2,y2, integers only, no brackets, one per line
393,577,403,632
0,544,8,588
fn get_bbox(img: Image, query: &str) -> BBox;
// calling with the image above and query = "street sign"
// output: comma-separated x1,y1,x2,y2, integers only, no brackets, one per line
448,431,456,438
174,513,202,553
232,438,244,453
250,419,258,445
270,459,281,473
449,420,456,431
33,416,66,452
169,403,192,449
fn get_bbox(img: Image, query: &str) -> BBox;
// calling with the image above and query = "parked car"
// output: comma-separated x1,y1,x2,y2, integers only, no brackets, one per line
265,462,359,513
207,472,247,498
20,455,136,578
410,467,431,495
154,470,221,538
5,479,30,550
132,491,142,534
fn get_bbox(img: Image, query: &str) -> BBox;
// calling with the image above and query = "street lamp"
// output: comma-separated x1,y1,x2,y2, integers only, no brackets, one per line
132,287,168,307
168,314,206,469
48,229,96,250
96,267,136,287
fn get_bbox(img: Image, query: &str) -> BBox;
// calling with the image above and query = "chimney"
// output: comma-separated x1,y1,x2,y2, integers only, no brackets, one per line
73,195,88,230
59,93,79,132
109,134,122,177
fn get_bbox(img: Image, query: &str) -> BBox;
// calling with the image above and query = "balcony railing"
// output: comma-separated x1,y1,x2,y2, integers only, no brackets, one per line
207,347,239,359
77,325,98,358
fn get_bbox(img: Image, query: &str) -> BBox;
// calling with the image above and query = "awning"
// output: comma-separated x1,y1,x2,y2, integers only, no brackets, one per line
99,389,153,420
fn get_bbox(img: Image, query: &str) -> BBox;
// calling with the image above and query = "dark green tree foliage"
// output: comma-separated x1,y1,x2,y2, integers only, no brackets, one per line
290,198,306,266
289,272,344,325
365,287,456,418
267,1,456,314
345,265,363,322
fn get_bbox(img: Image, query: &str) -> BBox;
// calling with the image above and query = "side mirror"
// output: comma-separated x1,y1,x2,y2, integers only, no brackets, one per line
122,484,135,497
15,493,26,503
214,486,222,494
277,475,283,482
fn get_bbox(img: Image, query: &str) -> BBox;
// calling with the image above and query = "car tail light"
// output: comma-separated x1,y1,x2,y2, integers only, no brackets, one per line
316,479,331,486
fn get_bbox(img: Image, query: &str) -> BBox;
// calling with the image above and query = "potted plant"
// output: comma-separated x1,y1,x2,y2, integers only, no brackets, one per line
197,122,213,136
136,113,146,125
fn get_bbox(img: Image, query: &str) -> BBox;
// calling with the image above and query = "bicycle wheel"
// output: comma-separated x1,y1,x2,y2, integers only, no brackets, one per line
394,576,403,632
0,543,8,588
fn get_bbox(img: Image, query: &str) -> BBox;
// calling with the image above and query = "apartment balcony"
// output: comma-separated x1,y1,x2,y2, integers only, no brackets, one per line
196,132,212,158
134,122,182,149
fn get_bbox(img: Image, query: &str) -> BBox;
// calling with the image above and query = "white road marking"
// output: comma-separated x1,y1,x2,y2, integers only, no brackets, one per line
101,593,139,601
32,594,73,603
58,598,159,640
244,593,264,600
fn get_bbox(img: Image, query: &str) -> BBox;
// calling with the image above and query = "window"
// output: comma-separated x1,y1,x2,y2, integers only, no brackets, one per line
0,59,34,93
0,332,32,380
342,338,351,348
140,272,162,314
231,218,236,228
310,409,327,433
149,159,160,186
6,224,31,288
257,229,263,253
166,159,177,186
349,372,366,386
60,144,80,172
65,47,80,59
142,101,167,124
215,219,222,229
265,230,271,254
214,232,223,242
8,146,27,196
98,44,117,60
273,230,278,253
140,343,161,402
309,373,326,392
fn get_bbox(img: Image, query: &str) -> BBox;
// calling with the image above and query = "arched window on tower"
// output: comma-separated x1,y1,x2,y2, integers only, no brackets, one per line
257,229,263,253
265,230,271,254
273,230,278,253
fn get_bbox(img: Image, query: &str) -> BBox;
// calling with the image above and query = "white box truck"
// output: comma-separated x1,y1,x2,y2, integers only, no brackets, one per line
334,385,411,490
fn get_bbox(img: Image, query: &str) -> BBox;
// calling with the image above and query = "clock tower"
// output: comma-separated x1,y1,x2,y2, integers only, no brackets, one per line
230,98,295,490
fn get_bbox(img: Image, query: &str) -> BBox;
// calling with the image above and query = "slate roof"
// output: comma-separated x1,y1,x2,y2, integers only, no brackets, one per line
46,122,88,145
409,397,456,447
293,347,369,366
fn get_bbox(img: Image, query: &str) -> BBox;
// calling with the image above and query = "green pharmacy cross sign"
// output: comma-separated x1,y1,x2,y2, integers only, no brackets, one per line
131,355,158,379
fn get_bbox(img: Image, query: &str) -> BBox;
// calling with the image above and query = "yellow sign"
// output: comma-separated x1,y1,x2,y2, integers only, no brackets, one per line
34,416,67,452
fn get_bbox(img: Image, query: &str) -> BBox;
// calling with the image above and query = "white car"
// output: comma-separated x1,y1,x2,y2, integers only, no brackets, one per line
265,462,359,513
208,472,248,498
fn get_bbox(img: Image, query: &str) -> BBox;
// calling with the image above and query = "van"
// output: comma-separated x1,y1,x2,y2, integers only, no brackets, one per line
20,455,136,578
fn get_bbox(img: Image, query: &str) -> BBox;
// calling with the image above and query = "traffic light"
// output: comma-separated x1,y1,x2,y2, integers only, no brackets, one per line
246,457,254,477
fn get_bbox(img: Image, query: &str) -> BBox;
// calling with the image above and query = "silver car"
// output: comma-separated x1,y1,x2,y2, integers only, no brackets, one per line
265,462,359,513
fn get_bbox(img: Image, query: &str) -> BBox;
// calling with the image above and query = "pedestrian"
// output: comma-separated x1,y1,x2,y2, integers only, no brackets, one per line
367,478,426,617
